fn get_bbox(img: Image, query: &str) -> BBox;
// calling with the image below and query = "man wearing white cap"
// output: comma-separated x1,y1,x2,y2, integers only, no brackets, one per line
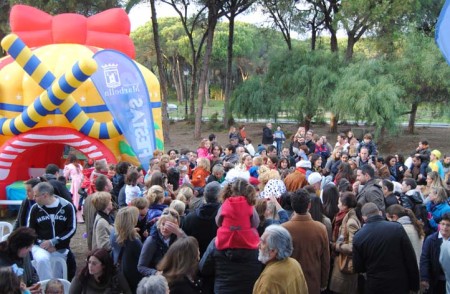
308,172,322,196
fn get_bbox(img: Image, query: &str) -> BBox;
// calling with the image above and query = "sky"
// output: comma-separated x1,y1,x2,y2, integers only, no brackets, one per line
128,2,267,31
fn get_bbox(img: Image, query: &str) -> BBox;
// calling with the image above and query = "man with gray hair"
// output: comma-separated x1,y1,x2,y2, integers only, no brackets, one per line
182,181,221,256
353,203,420,293
137,275,169,294
253,225,308,293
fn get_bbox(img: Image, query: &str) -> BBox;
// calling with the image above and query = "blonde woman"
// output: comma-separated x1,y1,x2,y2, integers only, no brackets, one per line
92,192,114,251
420,171,446,201
258,167,285,199
138,208,186,277
110,206,142,292
146,185,168,226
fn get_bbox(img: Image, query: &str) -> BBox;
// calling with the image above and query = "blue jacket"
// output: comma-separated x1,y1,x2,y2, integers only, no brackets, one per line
427,202,450,231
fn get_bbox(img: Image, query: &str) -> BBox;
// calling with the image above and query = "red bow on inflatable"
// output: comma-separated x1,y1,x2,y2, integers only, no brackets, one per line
9,5,135,59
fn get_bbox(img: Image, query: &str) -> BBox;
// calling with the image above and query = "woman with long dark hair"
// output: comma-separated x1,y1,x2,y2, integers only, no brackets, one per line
69,248,131,293
329,192,361,294
157,237,203,294
309,195,332,240
386,204,424,266
322,184,340,221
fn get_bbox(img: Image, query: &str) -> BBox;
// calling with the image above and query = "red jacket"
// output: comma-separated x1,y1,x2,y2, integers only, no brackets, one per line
215,196,259,250
191,167,210,188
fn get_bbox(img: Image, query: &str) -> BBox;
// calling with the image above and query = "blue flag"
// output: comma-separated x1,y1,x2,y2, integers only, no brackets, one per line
436,0,450,65
91,50,155,171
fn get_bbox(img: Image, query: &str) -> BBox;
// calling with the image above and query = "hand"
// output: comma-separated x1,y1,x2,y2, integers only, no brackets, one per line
268,195,282,210
143,230,149,238
164,221,183,237
352,181,360,193
28,283,41,294
40,240,53,250
420,281,429,292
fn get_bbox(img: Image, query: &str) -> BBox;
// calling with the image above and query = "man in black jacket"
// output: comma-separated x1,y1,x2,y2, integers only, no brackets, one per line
262,122,274,146
353,203,420,294
354,165,385,213
43,163,72,203
182,181,221,257
27,182,76,280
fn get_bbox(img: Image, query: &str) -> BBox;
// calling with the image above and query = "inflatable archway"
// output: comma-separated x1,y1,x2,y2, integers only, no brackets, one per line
0,5,163,201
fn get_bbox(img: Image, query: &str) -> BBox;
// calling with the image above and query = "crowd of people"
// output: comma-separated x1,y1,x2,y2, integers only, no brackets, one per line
1,123,450,294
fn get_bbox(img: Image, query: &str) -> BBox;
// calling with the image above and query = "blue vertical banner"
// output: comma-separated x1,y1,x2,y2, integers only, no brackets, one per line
436,0,450,65
91,50,155,171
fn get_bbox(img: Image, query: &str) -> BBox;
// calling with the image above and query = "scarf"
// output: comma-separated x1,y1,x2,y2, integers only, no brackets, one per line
332,209,348,242
96,210,114,225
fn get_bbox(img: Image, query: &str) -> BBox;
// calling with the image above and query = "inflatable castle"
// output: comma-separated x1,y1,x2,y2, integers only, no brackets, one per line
0,5,163,203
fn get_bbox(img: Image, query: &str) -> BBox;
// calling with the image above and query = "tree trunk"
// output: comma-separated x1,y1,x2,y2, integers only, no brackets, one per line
223,10,236,128
304,116,312,132
329,113,338,133
330,29,338,52
205,73,210,106
189,64,197,118
345,34,356,61
150,0,171,144
311,24,316,51
194,0,218,139
408,101,418,134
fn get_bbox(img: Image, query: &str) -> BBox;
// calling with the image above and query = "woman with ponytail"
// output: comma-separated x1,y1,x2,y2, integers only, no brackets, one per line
386,204,425,266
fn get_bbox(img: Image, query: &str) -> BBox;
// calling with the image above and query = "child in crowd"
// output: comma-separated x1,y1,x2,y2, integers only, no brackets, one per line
191,158,211,188
125,169,143,205
131,197,150,242
107,164,116,179
178,165,191,186
45,279,64,294
215,178,260,250
358,133,377,156
89,159,108,194
197,139,213,160
146,185,168,227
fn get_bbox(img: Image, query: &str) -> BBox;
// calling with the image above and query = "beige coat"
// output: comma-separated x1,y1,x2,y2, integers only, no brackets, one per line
282,213,330,294
92,214,113,251
329,208,361,294
397,216,423,268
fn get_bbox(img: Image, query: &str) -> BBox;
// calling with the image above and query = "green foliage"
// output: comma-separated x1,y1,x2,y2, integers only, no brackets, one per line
230,76,281,119
207,112,223,131
332,57,404,135
393,32,450,105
